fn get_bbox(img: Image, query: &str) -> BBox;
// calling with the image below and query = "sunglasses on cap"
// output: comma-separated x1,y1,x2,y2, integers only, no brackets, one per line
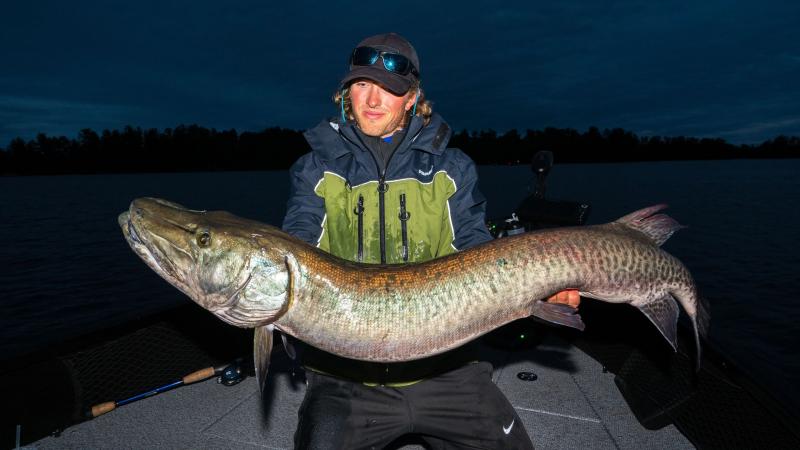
350,46,420,77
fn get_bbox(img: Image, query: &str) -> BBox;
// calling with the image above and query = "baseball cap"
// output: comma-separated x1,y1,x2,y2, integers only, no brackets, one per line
340,33,420,95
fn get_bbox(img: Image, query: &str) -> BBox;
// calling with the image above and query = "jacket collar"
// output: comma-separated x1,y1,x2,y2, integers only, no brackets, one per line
303,113,452,162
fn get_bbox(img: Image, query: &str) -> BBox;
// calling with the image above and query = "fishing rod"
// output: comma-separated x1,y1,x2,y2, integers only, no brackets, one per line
88,358,245,418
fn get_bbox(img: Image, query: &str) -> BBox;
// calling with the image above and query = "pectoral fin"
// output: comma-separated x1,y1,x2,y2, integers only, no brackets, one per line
254,324,274,393
636,294,679,351
531,301,585,331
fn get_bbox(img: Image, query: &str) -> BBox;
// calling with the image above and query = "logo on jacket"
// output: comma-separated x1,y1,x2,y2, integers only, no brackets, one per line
418,165,433,176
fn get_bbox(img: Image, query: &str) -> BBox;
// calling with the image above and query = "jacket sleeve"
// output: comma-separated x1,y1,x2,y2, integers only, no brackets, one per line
281,152,326,245
447,150,493,250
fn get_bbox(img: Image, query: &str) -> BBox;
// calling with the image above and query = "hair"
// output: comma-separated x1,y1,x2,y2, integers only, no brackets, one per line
333,80,433,127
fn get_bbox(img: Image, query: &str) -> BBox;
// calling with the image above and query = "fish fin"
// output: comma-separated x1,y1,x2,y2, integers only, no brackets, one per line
280,332,297,360
577,291,609,301
636,294,680,351
696,296,711,339
531,301,585,331
614,204,686,247
692,296,711,370
254,324,274,394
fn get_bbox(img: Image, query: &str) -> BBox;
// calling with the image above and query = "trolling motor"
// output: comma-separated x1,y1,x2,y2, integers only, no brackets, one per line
517,150,590,229
532,150,554,199
488,150,591,238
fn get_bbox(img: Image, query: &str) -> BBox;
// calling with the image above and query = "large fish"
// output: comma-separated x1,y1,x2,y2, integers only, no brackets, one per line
119,198,709,390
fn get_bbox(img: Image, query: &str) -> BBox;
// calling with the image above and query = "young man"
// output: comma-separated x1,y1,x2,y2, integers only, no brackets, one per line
282,32,579,450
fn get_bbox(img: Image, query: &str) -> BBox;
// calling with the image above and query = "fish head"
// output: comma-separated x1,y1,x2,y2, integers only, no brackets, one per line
119,197,292,327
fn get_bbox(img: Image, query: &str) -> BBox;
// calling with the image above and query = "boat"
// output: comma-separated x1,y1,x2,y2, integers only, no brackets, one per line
4,153,799,449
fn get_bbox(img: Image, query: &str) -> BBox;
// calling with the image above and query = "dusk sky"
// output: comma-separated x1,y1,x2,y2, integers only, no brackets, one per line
2,0,798,148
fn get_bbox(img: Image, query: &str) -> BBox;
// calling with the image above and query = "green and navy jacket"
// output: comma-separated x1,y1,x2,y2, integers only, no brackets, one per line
282,113,492,385
283,113,492,263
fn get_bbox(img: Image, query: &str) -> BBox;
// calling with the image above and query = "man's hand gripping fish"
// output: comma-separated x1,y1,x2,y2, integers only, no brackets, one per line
119,198,710,391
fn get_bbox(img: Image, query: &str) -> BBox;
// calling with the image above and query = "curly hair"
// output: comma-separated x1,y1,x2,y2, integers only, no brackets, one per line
333,81,433,127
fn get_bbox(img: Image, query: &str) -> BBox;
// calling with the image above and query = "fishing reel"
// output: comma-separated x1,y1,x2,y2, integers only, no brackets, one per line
216,359,245,386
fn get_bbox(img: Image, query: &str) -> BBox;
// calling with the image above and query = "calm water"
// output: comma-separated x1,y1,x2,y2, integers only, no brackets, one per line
1,160,798,408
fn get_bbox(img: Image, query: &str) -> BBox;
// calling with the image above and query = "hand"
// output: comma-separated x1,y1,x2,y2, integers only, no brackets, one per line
546,289,580,308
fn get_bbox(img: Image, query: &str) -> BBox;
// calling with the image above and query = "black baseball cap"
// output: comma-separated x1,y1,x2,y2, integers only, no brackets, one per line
340,33,420,95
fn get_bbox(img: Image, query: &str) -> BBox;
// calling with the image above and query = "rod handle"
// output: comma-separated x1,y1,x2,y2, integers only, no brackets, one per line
91,401,116,417
182,366,215,384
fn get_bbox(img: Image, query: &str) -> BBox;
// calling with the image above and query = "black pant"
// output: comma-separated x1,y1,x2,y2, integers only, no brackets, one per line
294,362,534,450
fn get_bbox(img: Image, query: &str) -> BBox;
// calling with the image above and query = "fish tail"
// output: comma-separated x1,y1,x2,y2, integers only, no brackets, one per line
615,204,686,247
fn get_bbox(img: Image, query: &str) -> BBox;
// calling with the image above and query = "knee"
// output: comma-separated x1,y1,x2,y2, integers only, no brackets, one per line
294,386,352,449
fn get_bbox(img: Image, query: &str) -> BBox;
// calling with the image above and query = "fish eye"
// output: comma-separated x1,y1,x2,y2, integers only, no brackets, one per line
197,231,211,247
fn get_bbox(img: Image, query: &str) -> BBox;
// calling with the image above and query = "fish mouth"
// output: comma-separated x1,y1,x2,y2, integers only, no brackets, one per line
118,205,193,297
120,198,254,312
119,211,144,247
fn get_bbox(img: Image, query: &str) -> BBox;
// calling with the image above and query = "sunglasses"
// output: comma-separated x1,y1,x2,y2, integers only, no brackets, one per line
350,46,419,77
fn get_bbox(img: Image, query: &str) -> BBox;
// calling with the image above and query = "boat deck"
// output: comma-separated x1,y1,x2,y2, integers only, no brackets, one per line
31,332,693,449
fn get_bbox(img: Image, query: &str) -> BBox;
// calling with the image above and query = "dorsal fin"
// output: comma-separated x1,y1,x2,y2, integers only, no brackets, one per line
614,204,685,247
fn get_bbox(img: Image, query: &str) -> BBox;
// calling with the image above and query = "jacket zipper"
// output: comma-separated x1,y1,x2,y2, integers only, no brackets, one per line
399,193,410,262
353,195,364,262
377,178,388,264
375,127,423,264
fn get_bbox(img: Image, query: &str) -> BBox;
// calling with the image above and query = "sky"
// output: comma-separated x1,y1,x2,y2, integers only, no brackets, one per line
1,0,799,147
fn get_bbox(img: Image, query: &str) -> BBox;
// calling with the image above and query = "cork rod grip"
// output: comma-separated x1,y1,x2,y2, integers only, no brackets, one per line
182,366,216,384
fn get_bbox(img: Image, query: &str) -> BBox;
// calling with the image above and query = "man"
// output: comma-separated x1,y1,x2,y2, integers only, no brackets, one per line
282,32,579,450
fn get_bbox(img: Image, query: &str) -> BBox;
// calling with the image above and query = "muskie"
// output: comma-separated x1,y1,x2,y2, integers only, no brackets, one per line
119,198,709,390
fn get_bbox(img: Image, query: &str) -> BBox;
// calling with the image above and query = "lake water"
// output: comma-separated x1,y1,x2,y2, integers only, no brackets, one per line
1,160,798,409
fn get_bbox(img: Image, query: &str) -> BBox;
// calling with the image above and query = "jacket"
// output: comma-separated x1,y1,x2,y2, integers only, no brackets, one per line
282,113,492,384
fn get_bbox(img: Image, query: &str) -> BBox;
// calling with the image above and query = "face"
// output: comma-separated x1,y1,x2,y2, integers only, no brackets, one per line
349,80,417,138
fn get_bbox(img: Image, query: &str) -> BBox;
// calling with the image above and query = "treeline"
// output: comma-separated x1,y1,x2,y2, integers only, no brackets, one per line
1,124,798,175
450,127,800,164
0,125,308,175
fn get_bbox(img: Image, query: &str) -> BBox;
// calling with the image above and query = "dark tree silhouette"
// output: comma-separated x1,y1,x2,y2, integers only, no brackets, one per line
0,124,797,176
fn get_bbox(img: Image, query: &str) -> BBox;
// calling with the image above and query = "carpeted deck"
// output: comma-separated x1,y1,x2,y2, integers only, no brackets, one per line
32,334,693,449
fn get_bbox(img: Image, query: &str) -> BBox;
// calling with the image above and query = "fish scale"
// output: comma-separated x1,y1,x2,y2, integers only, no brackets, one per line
119,198,710,391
